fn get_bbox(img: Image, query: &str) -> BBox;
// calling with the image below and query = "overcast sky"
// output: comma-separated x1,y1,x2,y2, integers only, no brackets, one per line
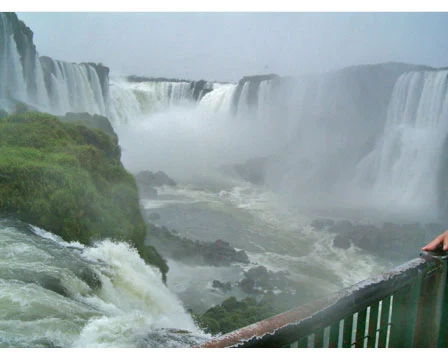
15,11,448,83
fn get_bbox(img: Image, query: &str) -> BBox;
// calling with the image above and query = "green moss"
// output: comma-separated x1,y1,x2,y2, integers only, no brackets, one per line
0,111,168,281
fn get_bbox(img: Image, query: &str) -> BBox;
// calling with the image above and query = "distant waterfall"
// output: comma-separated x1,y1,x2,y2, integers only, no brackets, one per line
354,70,448,218
40,57,108,116
109,79,219,125
197,83,237,113
109,80,194,124
0,13,109,117
0,13,29,107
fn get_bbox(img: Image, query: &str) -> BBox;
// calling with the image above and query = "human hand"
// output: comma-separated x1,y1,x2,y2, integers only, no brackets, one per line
422,230,448,252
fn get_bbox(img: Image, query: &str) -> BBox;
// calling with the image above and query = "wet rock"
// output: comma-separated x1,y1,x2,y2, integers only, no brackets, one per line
135,170,177,187
135,170,176,198
201,239,250,266
212,280,232,292
40,275,70,297
238,266,293,295
147,224,250,267
333,234,351,249
76,267,102,290
231,157,268,185
148,212,161,221
328,220,353,234
137,184,157,199
311,218,335,230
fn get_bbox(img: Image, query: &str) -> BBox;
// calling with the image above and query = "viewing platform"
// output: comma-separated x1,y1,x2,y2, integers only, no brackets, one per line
201,249,448,348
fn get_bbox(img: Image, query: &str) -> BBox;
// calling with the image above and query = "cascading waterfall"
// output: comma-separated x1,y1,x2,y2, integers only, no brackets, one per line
0,17,28,107
44,59,108,116
107,75,284,128
0,13,109,117
353,70,448,219
0,218,208,348
197,83,237,113
108,78,214,125
34,55,51,109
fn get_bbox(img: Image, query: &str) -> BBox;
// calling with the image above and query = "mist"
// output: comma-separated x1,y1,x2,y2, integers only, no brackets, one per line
4,11,448,224
109,61,448,224
114,82,291,182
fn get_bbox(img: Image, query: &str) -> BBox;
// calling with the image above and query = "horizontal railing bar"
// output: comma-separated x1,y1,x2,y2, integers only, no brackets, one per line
200,253,444,348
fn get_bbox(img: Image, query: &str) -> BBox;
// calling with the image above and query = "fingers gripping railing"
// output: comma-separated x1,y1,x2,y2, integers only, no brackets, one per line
201,251,448,348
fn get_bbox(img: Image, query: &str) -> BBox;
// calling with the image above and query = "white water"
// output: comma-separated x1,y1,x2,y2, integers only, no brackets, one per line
0,219,209,347
0,24,27,106
353,70,448,220
43,59,108,116
108,79,197,125
0,14,108,117
139,181,387,314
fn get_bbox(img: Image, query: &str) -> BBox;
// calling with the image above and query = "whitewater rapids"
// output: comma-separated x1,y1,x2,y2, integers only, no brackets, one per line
0,218,209,348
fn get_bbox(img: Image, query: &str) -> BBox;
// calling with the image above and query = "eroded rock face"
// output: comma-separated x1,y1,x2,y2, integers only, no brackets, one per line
222,157,268,185
135,170,177,199
136,170,177,187
146,224,250,267
212,280,232,293
238,265,294,295
311,217,438,261
311,218,335,230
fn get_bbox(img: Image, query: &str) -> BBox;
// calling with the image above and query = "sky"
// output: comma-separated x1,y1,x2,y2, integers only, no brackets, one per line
10,3,448,83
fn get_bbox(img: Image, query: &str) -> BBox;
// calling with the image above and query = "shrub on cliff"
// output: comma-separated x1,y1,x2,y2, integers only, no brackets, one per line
0,111,168,281
196,296,278,335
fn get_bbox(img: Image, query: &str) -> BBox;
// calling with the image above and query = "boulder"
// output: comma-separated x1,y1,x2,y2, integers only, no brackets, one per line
212,280,232,292
333,234,351,249
138,184,157,199
146,224,250,267
148,212,161,221
135,170,177,187
201,239,250,266
232,157,268,185
311,218,335,230
328,220,353,235
238,266,293,295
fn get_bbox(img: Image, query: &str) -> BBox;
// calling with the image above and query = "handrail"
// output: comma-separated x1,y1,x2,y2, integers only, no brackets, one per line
201,251,448,348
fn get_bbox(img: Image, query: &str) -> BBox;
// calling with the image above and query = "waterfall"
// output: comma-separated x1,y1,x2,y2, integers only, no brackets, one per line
0,219,208,347
44,59,108,116
0,15,28,108
0,13,109,117
108,78,212,125
197,83,237,113
354,70,448,219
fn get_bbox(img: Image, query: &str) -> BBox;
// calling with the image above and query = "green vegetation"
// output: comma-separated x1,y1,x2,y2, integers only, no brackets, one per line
195,294,285,335
0,111,168,281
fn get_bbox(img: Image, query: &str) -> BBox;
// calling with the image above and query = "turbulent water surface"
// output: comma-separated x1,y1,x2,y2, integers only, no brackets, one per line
0,218,210,348
140,180,390,313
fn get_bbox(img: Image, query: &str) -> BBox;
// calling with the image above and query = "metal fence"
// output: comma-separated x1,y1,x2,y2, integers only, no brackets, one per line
201,251,448,348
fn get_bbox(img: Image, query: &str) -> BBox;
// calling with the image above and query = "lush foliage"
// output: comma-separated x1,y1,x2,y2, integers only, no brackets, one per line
0,111,168,281
195,294,284,335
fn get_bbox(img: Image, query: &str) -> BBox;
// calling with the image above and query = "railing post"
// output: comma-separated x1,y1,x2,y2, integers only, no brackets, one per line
388,277,422,347
430,250,448,348
414,250,448,347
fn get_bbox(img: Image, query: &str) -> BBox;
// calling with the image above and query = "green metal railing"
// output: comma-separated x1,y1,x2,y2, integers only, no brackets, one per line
201,250,448,348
